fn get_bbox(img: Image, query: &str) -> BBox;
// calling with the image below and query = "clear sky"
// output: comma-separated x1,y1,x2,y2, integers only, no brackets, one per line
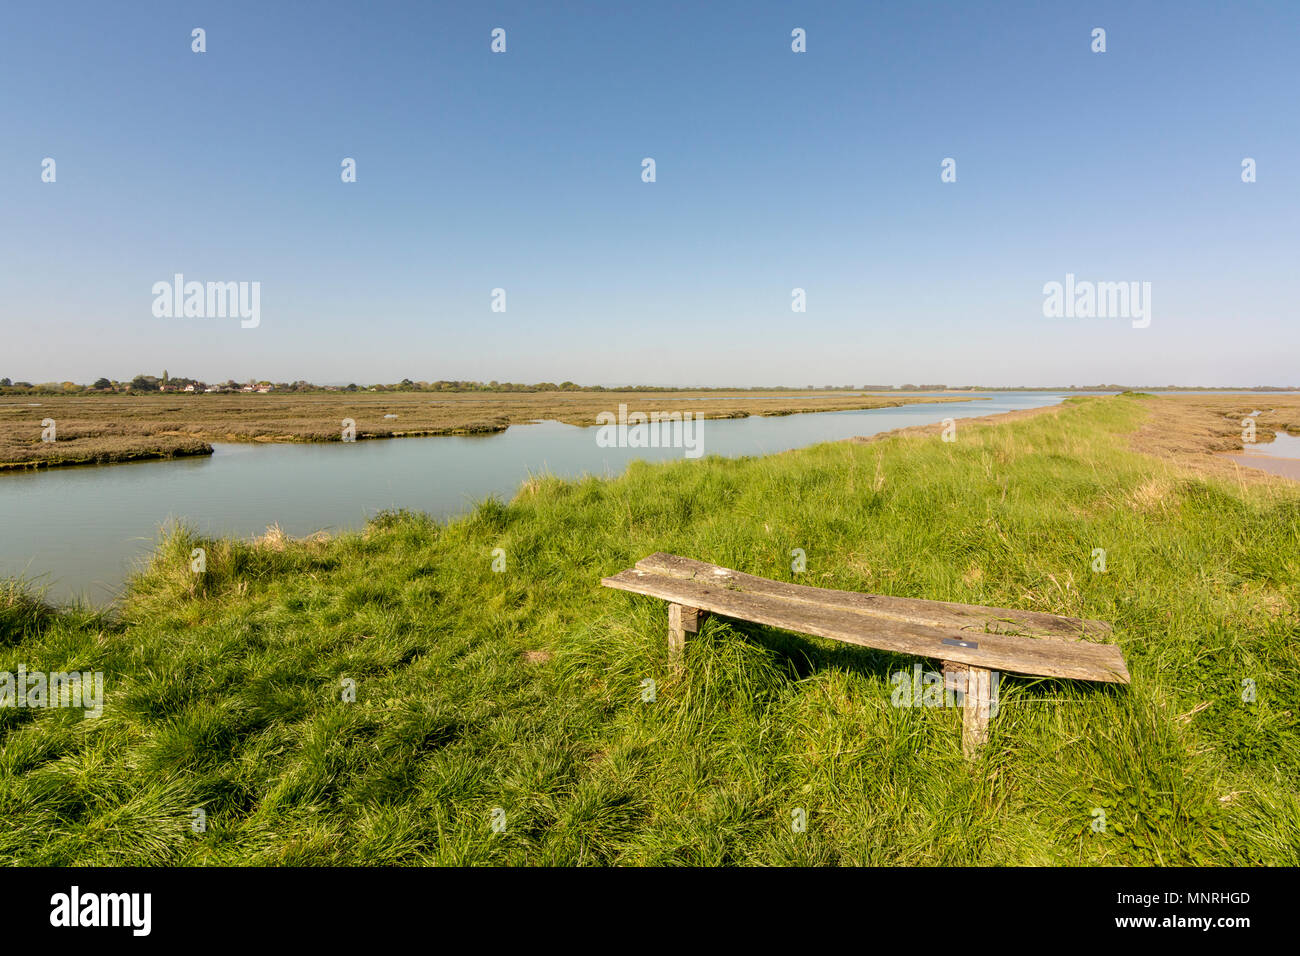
2,1,1296,387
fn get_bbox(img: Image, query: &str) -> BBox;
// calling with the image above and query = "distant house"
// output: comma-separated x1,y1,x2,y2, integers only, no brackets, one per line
256,386,272,394
183,384,196,392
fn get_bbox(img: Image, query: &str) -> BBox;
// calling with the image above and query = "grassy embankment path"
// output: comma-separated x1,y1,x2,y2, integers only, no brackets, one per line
1,394,1296,864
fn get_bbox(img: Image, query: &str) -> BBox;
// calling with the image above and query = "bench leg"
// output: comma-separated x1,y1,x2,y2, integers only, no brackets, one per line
667,603,701,667
944,661,993,758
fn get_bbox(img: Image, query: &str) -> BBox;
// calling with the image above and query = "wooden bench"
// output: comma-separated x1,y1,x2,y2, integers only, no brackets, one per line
601,553,1129,757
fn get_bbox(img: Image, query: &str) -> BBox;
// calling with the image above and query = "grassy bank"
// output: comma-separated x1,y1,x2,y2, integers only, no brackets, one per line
1,394,1296,864
0,391,975,470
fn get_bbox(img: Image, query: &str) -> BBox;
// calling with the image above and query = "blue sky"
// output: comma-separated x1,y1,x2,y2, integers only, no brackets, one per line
2,1,1297,386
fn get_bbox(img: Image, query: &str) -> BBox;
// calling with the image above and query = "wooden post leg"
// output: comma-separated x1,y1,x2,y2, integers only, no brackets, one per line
962,665,993,758
943,661,993,758
667,603,701,668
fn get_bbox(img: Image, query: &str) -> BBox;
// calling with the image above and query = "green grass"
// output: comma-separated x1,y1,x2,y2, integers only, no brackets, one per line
1,394,1297,865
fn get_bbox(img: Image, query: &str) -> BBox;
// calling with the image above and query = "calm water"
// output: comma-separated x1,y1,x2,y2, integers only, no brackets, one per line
1227,430,1300,481
1,393,1069,603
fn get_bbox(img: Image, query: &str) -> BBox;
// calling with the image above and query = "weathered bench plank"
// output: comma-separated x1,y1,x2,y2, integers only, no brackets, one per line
633,553,1113,641
602,561,1129,684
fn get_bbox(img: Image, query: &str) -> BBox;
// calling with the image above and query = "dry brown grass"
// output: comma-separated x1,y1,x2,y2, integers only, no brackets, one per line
0,390,975,471
1121,476,1177,513
253,524,333,552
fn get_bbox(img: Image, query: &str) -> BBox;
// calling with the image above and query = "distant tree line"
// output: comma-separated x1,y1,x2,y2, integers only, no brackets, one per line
1,377,1295,395
0,376,873,395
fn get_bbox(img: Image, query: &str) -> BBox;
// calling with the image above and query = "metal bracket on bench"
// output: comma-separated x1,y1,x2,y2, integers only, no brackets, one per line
942,637,979,650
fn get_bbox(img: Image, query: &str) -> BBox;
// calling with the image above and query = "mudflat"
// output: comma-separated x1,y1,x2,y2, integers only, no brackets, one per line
0,390,977,470
1124,394,1300,482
